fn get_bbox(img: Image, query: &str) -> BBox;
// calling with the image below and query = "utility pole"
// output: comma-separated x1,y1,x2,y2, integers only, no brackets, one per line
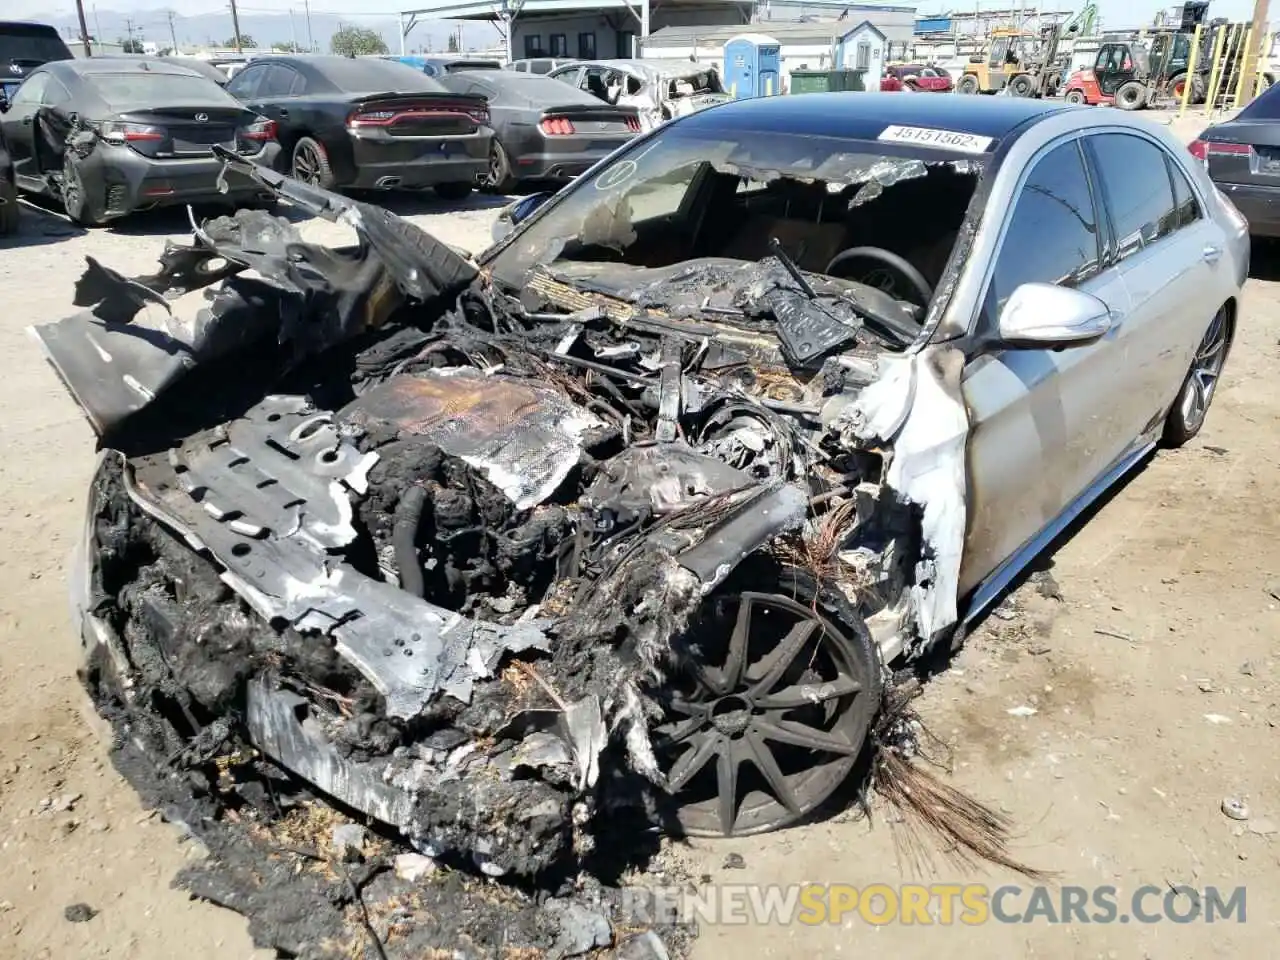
167,9,179,54
289,9,297,52
74,0,92,55
229,0,243,53
304,0,315,52
1239,0,1270,104
93,5,102,48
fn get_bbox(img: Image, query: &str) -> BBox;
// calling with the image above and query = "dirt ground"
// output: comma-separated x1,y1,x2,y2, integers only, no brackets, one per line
1,111,1277,958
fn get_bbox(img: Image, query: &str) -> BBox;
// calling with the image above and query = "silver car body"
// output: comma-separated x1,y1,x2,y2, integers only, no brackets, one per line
549,58,732,130
874,109,1246,653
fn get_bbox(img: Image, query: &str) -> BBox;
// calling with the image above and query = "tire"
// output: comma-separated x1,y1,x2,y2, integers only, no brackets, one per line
1065,89,1087,105
1163,308,1232,447
654,561,882,838
290,136,336,189
434,181,474,201
1007,73,1034,97
1115,81,1146,111
1191,73,1207,104
484,140,516,193
957,74,980,95
0,174,19,236
61,155,106,227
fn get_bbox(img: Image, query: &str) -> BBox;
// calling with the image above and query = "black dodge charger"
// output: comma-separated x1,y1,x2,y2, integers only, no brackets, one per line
0,57,279,226
225,56,492,199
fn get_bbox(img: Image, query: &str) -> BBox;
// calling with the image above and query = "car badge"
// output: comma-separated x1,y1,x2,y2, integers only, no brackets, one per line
194,113,209,122
8,65,21,75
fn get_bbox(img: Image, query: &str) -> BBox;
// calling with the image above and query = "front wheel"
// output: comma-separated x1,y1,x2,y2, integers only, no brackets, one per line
1007,74,1034,97
1065,89,1087,105
1115,80,1147,111
957,74,980,95
653,565,881,837
1163,308,1232,447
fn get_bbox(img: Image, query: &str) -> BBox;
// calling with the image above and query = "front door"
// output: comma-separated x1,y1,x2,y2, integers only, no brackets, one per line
960,137,1133,596
1,71,48,184
1095,43,1134,97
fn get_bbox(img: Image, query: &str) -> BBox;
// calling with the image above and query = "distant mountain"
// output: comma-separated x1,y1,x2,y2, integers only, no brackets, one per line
29,8,499,56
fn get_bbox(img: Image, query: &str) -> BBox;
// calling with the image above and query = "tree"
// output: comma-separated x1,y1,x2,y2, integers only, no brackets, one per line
118,38,143,54
330,25,388,57
272,41,303,52
225,34,257,48
447,32,459,53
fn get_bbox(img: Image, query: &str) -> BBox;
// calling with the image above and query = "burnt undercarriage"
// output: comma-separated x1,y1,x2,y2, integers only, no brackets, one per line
32,155,995,956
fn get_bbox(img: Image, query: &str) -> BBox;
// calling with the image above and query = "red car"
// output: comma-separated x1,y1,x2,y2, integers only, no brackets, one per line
880,63,954,93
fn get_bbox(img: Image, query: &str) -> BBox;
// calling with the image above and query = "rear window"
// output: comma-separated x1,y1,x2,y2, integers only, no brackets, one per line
0,23,72,65
314,58,446,93
92,71,237,109
1237,81,1280,120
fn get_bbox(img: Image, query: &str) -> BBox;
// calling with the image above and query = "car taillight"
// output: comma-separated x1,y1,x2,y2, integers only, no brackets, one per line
239,118,277,141
540,116,576,136
466,107,490,125
100,122,164,143
625,115,641,132
1187,139,1208,163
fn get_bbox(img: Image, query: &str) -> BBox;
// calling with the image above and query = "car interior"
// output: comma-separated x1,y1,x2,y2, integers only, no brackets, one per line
563,160,980,307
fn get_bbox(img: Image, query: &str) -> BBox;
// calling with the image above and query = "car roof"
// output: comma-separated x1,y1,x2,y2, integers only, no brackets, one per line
677,91,1069,143
52,57,205,78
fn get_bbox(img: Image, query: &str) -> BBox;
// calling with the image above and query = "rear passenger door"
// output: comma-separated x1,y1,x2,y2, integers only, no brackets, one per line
1082,132,1227,429
960,137,1133,595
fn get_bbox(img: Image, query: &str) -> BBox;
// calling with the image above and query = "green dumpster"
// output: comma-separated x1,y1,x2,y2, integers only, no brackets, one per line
829,69,866,91
789,70,832,94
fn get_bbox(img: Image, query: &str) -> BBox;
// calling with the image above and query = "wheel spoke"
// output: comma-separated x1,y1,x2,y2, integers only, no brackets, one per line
744,731,802,816
754,673,862,711
756,717,858,756
652,715,703,748
722,595,754,689
717,740,741,835
667,732,719,792
747,619,820,695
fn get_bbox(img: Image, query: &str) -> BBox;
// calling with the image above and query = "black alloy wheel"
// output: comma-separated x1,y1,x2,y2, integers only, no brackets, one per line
654,569,880,837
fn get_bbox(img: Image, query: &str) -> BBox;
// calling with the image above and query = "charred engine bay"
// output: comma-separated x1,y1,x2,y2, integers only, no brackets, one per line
42,193,936,956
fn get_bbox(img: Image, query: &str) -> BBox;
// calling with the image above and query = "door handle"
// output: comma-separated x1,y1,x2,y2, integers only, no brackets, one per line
21,115,32,125
277,108,289,118
1202,244,1223,263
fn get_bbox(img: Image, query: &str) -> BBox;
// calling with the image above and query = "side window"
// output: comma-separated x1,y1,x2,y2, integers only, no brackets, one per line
1168,158,1202,229
226,64,264,99
990,140,1101,312
43,78,72,107
279,67,306,96
1086,133,1178,259
256,65,295,97
10,73,49,107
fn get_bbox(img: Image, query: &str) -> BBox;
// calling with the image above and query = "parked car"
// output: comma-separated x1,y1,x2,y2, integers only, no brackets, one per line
391,55,503,78
0,57,279,226
161,56,232,86
509,57,574,75
549,59,731,130
1189,79,1280,236
440,70,639,191
0,125,17,235
880,63,954,92
33,94,1245,855
0,20,72,105
225,55,490,199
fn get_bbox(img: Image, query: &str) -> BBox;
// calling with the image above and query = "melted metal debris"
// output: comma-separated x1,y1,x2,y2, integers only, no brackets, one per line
34,150,989,955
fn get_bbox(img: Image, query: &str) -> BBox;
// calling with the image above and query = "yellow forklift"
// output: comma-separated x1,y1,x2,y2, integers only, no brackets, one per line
957,23,1068,97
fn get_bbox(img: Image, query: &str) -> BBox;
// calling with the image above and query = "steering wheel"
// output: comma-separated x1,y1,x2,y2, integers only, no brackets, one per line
824,246,934,306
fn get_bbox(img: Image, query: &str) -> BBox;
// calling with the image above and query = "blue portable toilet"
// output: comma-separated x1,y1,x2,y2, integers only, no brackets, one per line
723,33,782,97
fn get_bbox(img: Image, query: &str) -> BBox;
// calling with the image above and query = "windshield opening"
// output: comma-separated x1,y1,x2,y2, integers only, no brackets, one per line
489,127,984,326
94,72,236,109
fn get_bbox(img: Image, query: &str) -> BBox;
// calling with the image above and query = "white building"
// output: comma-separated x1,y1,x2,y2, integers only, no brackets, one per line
644,17,899,87
398,0,915,64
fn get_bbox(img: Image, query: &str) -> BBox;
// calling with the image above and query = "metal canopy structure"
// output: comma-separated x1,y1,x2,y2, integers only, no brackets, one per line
397,0,652,55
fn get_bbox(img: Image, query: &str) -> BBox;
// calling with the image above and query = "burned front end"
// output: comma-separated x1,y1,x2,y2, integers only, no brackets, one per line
33,146,977,951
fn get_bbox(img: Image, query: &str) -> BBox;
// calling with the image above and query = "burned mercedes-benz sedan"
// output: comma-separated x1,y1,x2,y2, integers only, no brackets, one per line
31,92,1243,953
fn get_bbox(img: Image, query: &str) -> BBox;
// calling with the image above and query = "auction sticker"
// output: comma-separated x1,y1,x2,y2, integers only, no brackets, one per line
877,125,993,154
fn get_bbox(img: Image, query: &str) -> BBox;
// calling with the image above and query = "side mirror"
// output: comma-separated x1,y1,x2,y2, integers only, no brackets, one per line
998,282,1112,349
490,191,553,244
